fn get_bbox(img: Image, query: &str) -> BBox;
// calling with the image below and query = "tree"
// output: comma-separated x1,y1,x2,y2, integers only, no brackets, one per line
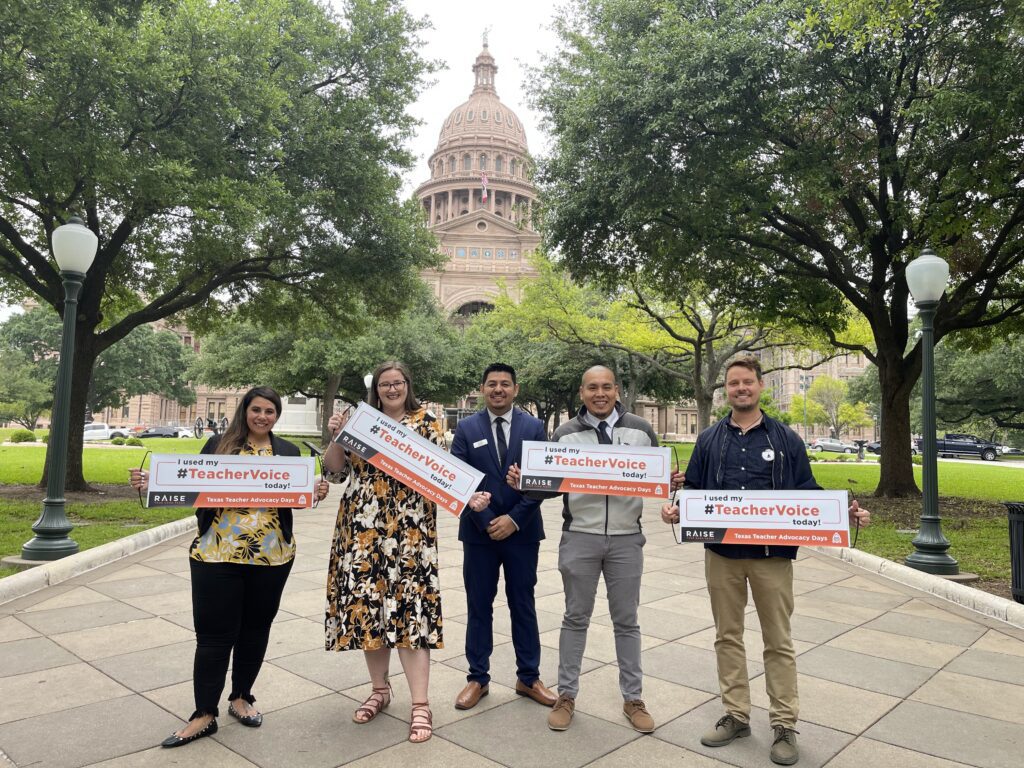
802,376,873,438
193,294,477,440
0,350,51,429
1,307,195,424
0,0,437,488
533,0,1024,496
935,335,1024,432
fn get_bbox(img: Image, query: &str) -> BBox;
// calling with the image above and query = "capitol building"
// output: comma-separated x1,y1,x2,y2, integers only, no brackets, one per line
414,43,540,320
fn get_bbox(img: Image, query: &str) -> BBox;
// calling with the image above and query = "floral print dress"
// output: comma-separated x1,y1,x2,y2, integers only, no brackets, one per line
325,409,444,651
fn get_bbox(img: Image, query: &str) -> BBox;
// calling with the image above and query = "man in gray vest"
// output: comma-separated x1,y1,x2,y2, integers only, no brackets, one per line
510,365,682,733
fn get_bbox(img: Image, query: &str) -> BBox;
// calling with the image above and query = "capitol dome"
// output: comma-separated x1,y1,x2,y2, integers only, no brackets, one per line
434,46,529,155
415,43,540,319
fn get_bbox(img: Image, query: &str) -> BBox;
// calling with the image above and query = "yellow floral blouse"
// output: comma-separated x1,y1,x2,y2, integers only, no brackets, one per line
189,443,296,566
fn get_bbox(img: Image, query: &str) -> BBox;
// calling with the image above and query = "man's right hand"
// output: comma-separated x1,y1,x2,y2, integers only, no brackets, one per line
661,504,680,525
506,463,521,489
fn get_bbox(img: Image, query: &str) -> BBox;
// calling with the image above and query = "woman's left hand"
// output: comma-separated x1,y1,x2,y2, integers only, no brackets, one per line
316,479,330,501
468,491,492,512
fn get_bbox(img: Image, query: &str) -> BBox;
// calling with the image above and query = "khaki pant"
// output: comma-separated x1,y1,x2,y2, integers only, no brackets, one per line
705,550,798,728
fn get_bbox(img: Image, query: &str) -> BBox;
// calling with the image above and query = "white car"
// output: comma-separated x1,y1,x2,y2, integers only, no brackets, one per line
82,422,127,441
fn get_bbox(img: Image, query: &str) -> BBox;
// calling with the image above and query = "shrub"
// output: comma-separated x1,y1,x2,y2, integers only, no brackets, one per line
41,434,49,443
807,453,818,462
110,437,125,445
125,437,144,447
9,429,36,443
912,454,922,465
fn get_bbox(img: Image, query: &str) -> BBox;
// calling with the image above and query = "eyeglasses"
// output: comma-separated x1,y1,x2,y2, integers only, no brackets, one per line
377,380,407,391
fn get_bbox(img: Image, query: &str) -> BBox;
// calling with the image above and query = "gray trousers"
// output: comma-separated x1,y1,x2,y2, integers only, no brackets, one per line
557,530,645,700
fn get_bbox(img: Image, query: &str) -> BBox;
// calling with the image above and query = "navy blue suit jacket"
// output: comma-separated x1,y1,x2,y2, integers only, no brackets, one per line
452,407,546,544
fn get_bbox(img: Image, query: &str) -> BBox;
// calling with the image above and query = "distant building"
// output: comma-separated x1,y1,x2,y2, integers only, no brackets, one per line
759,348,875,442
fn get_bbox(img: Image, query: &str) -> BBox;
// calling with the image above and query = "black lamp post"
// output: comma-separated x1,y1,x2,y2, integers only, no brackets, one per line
904,247,959,575
21,217,97,561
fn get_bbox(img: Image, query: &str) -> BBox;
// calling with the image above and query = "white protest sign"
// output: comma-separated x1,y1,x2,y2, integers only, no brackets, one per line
336,403,485,517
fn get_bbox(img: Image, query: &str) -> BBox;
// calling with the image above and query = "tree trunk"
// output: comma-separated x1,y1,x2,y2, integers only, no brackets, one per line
39,327,98,492
320,373,342,443
694,389,715,433
875,352,921,497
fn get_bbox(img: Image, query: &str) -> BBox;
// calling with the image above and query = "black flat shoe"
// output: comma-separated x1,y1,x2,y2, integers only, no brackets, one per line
229,703,263,728
160,717,217,748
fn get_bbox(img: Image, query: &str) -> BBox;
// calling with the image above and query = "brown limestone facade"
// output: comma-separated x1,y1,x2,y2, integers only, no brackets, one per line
414,44,540,318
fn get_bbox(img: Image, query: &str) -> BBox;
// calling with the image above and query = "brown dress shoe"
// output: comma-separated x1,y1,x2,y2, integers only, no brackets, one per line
515,679,557,707
455,681,489,710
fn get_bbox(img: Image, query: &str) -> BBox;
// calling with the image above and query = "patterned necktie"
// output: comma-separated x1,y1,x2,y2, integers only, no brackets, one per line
597,420,613,445
495,416,508,465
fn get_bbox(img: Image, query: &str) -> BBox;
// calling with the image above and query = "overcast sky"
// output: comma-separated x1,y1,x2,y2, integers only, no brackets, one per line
397,0,563,194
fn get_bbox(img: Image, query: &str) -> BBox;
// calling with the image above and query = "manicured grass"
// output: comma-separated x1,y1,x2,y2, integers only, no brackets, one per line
0,435,317,486
852,518,1010,582
1,499,193,575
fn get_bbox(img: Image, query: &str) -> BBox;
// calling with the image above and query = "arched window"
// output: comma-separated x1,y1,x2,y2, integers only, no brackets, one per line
462,154,472,171
448,156,456,173
509,158,517,177
479,154,487,171
495,156,504,173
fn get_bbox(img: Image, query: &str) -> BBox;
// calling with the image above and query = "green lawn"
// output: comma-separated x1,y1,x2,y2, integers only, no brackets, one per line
0,499,193,579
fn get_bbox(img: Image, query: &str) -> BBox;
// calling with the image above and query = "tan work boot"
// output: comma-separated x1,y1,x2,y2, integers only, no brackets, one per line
770,725,799,765
623,700,655,733
547,694,575,731
700,714,751,747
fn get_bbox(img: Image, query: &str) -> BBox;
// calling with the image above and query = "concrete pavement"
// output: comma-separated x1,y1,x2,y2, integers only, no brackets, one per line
1,491,1023,768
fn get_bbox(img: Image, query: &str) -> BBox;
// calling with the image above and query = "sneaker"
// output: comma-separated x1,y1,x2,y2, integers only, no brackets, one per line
547,694,575,731
770,725,800,765
623,700,655,733
700,714,751,747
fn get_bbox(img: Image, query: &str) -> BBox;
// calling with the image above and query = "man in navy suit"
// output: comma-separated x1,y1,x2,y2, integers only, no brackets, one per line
450,363,557,710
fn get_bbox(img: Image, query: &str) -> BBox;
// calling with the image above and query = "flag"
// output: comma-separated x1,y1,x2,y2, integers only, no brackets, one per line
481,172,489,203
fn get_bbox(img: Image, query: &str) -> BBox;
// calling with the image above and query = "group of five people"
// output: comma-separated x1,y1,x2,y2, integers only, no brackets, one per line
129,355,869,766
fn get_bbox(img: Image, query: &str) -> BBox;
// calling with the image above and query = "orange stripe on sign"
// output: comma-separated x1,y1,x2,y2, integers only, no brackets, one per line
557,478,669,499
720,528,850,547
368,455,464,518
194,492,313,508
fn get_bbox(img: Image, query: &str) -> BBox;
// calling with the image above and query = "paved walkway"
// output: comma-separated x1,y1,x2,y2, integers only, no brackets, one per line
1,492,1022,768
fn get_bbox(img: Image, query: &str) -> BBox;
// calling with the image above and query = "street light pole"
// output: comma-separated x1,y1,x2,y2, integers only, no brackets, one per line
904,247,959,575
799,375,809,442
22,217,97,561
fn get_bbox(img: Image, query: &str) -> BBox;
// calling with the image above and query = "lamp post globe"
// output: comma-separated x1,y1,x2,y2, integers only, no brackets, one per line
21,217,97,560
363,373,373,403
904,247,959,575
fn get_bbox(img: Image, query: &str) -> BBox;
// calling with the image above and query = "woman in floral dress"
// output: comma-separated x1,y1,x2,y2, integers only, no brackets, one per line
323,361,490,743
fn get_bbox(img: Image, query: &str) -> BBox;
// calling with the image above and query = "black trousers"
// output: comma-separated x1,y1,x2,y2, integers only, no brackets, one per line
189,559,293,717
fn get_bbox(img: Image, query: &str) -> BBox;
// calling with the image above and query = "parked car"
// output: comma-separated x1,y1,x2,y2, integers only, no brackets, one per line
809,437,857,454
914,433,1001,461
82,422,127,441
137,426,192,439
865,440,919,456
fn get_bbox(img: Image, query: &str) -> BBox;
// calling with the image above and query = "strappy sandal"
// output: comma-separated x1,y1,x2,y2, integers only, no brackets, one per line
409,701,433,743
352,679,392,724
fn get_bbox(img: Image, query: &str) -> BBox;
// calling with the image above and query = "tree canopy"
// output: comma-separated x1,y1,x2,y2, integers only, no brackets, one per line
532,0,1024,496
0,0,438,487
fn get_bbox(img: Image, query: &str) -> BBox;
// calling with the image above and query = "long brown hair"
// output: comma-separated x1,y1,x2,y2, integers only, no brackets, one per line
216,386,282,455
369,361,420,413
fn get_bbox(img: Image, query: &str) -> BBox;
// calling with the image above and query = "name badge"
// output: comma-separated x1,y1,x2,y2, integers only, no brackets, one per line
762,449,775,462
473,439,489,448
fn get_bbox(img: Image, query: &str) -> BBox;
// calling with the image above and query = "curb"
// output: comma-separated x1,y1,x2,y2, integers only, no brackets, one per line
812,546,1024,629
0,516,196,606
